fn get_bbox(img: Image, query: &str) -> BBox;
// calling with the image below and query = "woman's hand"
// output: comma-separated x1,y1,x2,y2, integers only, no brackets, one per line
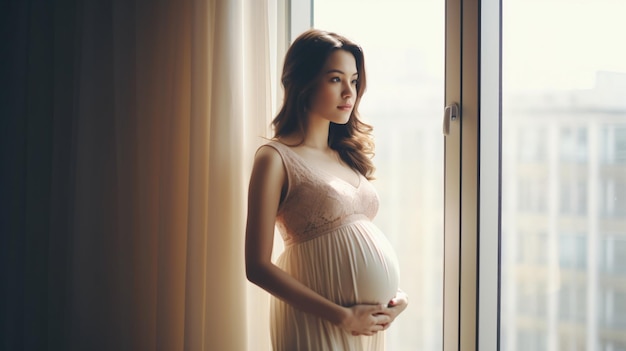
380,289,409,331
343,289,409,336
339,304,391,336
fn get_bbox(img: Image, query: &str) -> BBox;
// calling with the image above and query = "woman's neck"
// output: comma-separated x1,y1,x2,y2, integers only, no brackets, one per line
301,116,331,151
277,116,334,151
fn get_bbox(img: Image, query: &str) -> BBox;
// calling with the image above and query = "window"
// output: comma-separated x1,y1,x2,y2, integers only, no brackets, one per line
558,233,587,270
601,125,626,165
313,1,444,350
600,176,626,218
516,231,549,265
558,283,587,322
517,177,548,213
516,329,548,351
599,288,626,329
515,280,548,318
517,127,547,162
292,1,625,350
600,234,626,275
559,177,588,215
501,1,626,350
560,127,588,163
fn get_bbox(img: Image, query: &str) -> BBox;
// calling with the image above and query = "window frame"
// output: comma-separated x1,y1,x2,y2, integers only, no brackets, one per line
443,0,502,350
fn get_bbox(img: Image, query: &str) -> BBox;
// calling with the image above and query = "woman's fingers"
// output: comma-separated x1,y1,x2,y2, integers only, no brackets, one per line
372,291,410,332
371,303,391,316
346,294,410,335
388,290,409,308
374,312,391,325
344,302,407,336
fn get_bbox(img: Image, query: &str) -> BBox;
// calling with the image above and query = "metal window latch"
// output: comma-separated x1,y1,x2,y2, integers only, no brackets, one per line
443,103,459,136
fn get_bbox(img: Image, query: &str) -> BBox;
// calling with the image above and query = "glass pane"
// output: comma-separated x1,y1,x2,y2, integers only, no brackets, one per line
313,1,444,350
501,1,626,350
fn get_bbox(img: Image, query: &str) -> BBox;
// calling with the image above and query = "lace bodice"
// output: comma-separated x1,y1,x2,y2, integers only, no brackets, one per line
263,141,379,247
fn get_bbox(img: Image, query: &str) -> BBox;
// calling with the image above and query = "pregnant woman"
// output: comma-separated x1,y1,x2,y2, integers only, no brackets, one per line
245,29,408,351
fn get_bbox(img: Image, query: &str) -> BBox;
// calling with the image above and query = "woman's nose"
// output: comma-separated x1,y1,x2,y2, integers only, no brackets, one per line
342,82,353,98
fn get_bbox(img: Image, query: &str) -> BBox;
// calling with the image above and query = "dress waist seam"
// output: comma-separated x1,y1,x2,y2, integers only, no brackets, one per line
283,214,371,247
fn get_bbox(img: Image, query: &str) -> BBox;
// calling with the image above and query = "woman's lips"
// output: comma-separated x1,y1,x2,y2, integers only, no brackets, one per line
338,104,353,111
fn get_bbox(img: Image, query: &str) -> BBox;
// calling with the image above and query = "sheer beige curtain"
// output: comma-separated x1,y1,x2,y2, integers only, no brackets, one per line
180,0,280,349
205,0,278,350
1,0,279,350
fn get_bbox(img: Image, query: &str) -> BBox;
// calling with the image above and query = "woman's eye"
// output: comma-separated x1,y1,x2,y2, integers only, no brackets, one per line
330,77,340,83
351,79,359,85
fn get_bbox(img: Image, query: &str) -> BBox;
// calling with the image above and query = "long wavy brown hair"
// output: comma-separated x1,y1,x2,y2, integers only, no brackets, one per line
272,29,376,179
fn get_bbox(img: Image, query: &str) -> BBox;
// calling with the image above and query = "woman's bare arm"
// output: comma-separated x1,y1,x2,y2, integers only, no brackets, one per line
245,146,390,335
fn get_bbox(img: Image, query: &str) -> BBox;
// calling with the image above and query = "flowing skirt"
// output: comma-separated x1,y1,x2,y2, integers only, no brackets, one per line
271,220,400,351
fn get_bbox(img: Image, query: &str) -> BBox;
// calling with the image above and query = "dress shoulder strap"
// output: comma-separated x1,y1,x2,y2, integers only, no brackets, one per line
263,141,302,170
261,140,307,199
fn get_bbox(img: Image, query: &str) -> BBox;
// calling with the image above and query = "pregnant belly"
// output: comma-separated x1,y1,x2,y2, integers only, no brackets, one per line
278,220,400,306
345,221,400,304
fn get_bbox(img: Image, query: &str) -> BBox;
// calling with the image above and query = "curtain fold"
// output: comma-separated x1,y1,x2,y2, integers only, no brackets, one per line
184,0,212,349
242,1,277,349
0,0,278,350
206,0,248,350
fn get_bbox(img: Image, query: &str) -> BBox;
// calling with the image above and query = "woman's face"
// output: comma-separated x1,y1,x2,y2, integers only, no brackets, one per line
307,49,358,125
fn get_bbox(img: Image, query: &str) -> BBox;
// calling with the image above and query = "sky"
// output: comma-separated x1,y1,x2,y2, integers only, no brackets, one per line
314,0,626,91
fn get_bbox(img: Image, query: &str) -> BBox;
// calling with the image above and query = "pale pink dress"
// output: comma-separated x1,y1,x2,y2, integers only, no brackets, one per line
264,141,400,351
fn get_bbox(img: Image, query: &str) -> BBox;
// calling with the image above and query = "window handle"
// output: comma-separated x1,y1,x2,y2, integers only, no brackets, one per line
443,103,459,136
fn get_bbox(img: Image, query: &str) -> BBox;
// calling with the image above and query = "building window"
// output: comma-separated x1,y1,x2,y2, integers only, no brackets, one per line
558,283,587,322
560,126,588,163
600,235,626,275
600,177,626,218
518,127,548,162
601,126,626,165
559,233,587,270
559,178,588,215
